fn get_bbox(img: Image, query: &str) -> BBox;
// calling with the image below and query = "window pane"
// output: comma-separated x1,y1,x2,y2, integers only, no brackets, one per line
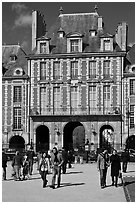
14,86,22,102
40,62,46,80
89,61,96,78
130,79,135,95
40,43,47,54
13,107,22,129
70,40,79,52
104,40,110,51
53,62,60,79
71,61,78,78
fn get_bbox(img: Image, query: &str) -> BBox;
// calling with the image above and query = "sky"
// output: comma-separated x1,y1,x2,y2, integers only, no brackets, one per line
2,1,135,54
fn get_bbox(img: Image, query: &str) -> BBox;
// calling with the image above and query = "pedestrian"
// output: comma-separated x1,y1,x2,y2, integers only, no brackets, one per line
37,151,42,172
39,152,50,188
50,147,63,189
12,151,23,181
121,149,130,173
110,149,121,187
2,149,8,180
62,147,68,174
97,148,110,189
67,150,73,168
22,154,29,180
26,147,35,175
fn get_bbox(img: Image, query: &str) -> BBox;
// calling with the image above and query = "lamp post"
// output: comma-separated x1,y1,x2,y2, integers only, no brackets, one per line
126,99,130,152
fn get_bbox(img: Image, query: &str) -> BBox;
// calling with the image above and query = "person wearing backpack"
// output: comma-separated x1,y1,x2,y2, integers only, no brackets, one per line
39,152,50,188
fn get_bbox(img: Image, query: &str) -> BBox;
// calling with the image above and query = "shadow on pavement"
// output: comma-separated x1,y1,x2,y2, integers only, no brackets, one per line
126,170,135,173
124,180,135,186
66,171,83,174
59,182,85,188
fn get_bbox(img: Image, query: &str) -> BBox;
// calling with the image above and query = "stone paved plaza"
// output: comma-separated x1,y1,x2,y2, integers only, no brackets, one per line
3,161,135,202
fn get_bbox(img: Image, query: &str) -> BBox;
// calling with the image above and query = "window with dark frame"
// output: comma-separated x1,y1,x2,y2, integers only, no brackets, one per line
40,62,46,80
71,61,78,79
40,42,47,54
13,86,22,102
130,105,135,128
53,62,60,79
70,39,79,52
13,107,22,129
130,79,135,95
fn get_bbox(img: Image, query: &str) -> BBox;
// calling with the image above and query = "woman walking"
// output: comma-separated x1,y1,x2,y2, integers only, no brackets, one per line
110,150,121,187
39,152,50,188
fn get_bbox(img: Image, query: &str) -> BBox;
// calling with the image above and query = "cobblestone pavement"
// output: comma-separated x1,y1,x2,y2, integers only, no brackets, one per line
2,161,134,202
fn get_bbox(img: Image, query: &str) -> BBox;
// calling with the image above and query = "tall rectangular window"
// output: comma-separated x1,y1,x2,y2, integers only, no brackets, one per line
130,105,134,128
89,61,96,78
40,42,47,54
53,62,60,79
103,86,110,113
13,86,22,102
103,61,110,77
70,39,79,52
89,86,96,112
40,62,46,80
40,87,48,114
130,79,135,95
54,87,60,112
71,61,78,79
71,87,78,111
13,107,21,129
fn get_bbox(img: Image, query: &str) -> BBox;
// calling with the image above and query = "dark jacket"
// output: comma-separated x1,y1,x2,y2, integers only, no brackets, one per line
62,150,68,162
2,152,8,168
121,151,130,162
50,153,63,166
110,154,121,176
27,150,35,161
12,155,23,167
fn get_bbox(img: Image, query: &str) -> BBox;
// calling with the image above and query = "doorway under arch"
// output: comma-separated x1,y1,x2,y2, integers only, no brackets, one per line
9,135,25,150
63,121,85,151
100,125,114,152
36,125,49,152
126,135,135,150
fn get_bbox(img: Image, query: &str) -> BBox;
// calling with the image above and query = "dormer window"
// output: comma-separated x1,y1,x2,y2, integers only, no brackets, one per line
104,39,111,51
37,35,51,54
57,27,65,38
100,34,114,52
10,54,16,62
40,42,47,54
66,32,83,53
89,29,97,37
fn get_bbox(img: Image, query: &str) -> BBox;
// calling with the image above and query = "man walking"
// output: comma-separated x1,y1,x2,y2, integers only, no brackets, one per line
50,147,63,189
97,149,110,188
121,149,130,173
12,151,23,181
2,149,8,180
62,147,68,174
27,147,35,175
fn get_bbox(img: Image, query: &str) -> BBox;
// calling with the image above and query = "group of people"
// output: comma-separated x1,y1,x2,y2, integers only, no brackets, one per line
2,146,130,190
97,148,129,189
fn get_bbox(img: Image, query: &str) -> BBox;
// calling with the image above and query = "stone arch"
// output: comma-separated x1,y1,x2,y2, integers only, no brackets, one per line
99,124,114,153
63,121,85,151
36,125,50,152
9,135,25,150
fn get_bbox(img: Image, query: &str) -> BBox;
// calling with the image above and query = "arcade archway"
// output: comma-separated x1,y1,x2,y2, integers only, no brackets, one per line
63,121,85,151
36,125,49,152
100,125,114,152
9,135,25,150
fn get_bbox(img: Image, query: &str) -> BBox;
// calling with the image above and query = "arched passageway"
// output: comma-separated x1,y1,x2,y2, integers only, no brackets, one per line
9,135,25,150
63,121,85,151
36,125,49,152
100,125,114,153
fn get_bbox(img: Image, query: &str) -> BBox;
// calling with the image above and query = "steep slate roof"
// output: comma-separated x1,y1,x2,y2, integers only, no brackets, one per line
30,11,120,55
48,12,104,53
2,45,28,77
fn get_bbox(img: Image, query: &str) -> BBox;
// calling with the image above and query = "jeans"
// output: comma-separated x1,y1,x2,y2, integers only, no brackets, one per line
112,176,118,186
122,162,128,172
99,168,108,187
14,165,21,180
52,166,61,187
40,171,48,187
28,160,33,175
